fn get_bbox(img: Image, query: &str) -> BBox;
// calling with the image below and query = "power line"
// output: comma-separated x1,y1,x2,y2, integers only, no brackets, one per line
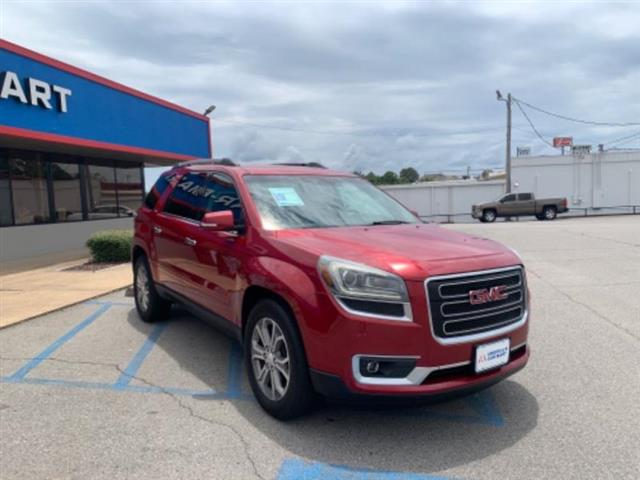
514,97,640,127
214,117,523,139
605,130,640,147
513,100,554,147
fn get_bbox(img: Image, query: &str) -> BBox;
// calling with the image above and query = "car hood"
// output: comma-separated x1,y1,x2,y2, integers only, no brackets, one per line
272,224,521,281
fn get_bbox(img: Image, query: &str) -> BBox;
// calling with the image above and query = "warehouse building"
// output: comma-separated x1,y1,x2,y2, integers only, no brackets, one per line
384,150,640,222
0,40,210,265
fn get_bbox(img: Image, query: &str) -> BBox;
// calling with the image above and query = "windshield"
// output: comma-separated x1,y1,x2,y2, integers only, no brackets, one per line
244,175,418,230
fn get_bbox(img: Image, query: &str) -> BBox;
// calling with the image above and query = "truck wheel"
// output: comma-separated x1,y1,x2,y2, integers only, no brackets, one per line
134,256,170,323
543,206,557,220
482,209,497,223
245,299,315,420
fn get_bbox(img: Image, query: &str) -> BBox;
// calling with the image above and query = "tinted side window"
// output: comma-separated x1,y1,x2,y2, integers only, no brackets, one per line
502,194,516,202
518,193,532,201
205,173,243,225
144,171,179,210
163,172,210,221
163,172,243,223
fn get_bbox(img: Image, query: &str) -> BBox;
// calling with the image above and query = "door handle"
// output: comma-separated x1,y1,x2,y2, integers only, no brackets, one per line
152,226,162,234
184,237,197,246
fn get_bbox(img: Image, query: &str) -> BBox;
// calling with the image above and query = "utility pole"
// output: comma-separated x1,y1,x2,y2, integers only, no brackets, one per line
496,91,512,194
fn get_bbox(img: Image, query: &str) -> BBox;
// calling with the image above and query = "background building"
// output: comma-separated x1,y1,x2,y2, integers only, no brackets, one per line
1,40,210,266
384,150,640,222
511,150,639,210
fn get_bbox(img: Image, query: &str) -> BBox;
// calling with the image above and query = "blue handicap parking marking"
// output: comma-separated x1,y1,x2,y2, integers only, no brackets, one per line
390,389,504,427
1,299,505,428
464,389,504,427
6,303,112,381
277,459,456,480
225,340,245,399
1,301,219,397
113,321,170,390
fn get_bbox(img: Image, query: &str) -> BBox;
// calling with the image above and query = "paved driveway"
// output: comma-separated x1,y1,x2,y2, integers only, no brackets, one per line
1,216,639,479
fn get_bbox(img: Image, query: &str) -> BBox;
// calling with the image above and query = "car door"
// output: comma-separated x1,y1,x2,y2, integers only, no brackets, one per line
187,172,248,324
516,193,536,215
153,171,211,299
498,193,518,216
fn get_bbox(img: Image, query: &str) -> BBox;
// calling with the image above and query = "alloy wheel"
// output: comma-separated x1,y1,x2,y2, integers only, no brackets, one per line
135,263,150,313
251,317,291,401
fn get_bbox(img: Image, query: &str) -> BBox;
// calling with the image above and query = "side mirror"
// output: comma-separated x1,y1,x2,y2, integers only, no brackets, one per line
201,210,235,230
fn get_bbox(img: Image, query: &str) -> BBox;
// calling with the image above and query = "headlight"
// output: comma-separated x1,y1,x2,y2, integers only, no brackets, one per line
318,256,408,301
318,256,412,321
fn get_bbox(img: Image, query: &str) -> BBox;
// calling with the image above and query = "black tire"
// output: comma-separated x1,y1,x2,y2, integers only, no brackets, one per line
482,209,497,223
542,206,557,220
133,256,171,323
244,299,315,420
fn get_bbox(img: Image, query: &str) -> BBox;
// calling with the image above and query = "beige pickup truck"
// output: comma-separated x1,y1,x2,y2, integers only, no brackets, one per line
472,193,568,222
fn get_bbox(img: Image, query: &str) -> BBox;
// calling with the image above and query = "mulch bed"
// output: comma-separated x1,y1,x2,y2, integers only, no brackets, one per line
61,261,126,272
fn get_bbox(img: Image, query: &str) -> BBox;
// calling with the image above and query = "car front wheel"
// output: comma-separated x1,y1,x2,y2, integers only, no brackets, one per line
244,299,315,420
482,209,497,223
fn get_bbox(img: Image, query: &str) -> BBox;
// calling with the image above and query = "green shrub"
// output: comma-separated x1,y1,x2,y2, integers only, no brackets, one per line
86,230,133,263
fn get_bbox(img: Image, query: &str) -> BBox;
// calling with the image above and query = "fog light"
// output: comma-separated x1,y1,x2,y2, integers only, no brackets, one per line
358,356,417,378
365,360,380,374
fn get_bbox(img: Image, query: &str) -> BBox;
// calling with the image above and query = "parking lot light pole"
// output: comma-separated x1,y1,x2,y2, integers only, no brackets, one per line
496,90,512,195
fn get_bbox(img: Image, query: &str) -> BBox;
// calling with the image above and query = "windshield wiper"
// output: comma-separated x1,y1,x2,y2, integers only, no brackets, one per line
368,220,411,225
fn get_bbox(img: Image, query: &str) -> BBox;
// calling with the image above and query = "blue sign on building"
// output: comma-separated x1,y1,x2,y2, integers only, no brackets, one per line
0,39,210,160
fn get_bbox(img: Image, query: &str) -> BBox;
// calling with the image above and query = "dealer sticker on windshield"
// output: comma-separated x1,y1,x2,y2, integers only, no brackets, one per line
475,338,510,373
269,187,304,207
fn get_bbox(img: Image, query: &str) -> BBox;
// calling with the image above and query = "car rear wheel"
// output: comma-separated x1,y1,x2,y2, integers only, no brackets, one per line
134,256,170,323
543,206,557,220
244,299,315,420
482,209,497,223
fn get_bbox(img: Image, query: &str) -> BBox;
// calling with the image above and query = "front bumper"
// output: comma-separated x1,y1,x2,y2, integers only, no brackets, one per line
301,276,529,398
311,345,529,401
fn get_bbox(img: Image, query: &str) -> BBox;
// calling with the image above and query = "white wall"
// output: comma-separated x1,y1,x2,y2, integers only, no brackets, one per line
511,150,640,210
383,180,505,223
382,150,640,223
1,217,133,263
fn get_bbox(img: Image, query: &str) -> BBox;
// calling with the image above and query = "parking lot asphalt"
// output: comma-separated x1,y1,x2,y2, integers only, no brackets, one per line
1,216,638,480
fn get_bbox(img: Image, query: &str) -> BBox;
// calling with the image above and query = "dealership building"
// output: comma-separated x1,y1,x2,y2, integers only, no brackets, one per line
1,40,210,266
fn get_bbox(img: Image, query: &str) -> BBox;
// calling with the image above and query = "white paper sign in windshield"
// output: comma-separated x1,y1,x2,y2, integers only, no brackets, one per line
269,187,304,207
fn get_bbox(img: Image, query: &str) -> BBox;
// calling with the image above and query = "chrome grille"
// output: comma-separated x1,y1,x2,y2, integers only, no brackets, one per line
426,267,527,342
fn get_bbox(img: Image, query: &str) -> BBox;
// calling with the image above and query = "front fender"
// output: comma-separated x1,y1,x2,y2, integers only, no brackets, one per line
246,257,320,325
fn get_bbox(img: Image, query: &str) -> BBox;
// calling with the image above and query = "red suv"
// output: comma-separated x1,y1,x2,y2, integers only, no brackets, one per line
133,161,530,419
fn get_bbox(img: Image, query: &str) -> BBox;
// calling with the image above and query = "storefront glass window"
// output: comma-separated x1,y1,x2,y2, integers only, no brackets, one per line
114,164,144,216
9,151,50,225
84,161,118,219
0,153,13,226
50,156,82,222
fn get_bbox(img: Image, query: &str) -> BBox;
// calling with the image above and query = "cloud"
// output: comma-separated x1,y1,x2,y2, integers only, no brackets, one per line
2,1,640,174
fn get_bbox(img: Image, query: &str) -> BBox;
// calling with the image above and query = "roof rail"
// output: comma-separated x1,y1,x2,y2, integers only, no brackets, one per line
271,162,326,169
173,158,237,168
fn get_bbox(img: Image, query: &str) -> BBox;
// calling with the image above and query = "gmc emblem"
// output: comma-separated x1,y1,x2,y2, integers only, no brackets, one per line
469,285,508,305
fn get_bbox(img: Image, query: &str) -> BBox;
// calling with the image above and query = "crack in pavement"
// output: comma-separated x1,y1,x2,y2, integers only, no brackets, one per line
0,356,266,480
527,268,640,343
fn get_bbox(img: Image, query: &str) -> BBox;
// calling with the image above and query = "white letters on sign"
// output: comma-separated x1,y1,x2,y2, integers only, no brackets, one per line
0,71,72,113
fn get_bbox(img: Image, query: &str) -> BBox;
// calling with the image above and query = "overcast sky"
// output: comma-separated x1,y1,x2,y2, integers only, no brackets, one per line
2,0,639,175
